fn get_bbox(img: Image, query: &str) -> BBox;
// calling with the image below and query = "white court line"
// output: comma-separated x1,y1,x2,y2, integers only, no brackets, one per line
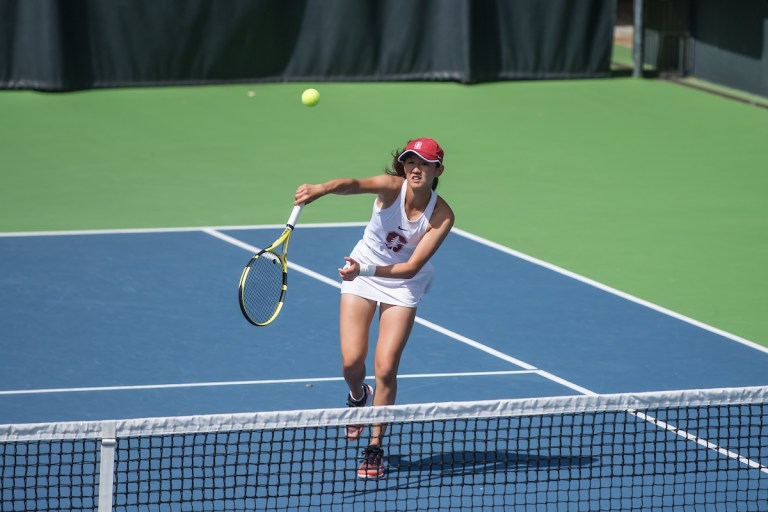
0,370,538,396
633,410,768,475
0,222,367,238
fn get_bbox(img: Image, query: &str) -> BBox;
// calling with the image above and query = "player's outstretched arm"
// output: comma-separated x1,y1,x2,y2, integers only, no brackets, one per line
294,175,402,205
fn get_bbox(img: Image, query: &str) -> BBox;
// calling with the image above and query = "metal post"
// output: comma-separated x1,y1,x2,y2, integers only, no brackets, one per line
98,421,117,512
633,0,644,77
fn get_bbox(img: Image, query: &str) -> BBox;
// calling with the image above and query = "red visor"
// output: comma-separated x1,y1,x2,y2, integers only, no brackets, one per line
397,138,444,165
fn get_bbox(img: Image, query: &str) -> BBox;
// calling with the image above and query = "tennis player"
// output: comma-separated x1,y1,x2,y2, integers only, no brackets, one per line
294,137,454,479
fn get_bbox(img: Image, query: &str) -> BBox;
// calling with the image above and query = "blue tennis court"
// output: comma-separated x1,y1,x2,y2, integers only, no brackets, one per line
1,224,767,510
1,223,767,424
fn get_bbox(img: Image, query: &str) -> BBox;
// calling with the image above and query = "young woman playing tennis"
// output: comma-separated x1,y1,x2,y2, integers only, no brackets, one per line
293,137,455,479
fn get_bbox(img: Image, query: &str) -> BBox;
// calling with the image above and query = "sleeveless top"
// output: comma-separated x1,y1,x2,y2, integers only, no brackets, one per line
340,178,438,307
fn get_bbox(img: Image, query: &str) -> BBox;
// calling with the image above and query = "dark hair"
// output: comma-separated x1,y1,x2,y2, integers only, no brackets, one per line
385,148,440,191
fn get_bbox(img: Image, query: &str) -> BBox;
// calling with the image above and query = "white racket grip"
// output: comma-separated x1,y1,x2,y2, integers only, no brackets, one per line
287,204,303,229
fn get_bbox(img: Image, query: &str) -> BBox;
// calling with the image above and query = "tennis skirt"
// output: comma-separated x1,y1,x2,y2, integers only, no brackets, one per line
340,273,433,308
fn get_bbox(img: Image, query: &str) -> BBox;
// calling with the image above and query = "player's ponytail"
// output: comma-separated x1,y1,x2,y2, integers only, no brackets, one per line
385,148,406,178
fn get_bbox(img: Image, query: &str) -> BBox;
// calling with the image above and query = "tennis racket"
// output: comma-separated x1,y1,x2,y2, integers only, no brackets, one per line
238,204,303,326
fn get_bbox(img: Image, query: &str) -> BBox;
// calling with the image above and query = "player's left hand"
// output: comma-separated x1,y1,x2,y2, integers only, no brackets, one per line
338,257,360,281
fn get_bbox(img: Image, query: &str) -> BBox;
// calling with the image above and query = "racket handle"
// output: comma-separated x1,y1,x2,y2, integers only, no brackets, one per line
287,204,303,229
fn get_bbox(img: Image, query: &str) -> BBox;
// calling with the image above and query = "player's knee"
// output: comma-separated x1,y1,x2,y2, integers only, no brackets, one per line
341,355,365,375
374,360,398,387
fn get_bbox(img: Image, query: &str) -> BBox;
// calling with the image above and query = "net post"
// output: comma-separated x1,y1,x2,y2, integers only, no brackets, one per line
98,421,117,512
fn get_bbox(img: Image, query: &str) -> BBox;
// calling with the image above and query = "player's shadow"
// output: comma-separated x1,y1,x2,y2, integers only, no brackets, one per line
388,449,595,476
350,450,596,495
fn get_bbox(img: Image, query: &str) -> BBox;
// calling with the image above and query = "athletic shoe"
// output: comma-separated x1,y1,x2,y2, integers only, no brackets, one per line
345,383,373,441
357,444,386,479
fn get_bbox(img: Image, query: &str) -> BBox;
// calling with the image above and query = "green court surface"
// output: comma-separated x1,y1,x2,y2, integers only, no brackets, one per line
1,77,766,348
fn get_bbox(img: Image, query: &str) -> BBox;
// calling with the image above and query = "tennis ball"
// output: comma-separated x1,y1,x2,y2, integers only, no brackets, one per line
301,88,320,107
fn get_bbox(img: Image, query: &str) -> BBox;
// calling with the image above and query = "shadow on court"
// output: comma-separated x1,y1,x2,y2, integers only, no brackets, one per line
388,449,596,474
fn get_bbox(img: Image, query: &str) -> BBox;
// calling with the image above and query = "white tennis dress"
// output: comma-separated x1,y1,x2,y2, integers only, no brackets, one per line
341,179,438,307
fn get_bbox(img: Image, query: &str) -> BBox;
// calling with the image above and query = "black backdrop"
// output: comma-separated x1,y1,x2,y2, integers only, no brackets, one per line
0,0,615,91
691,0,767,97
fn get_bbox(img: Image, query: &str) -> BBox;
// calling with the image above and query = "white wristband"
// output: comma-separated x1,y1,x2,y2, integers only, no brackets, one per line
359,264,376,277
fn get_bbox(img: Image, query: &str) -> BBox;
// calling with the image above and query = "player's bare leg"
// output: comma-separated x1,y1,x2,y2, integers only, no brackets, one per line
357,303,416,479
340,294,377,440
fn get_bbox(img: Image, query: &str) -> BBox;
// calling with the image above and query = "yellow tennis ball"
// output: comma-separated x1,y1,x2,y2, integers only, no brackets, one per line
301,88,320,107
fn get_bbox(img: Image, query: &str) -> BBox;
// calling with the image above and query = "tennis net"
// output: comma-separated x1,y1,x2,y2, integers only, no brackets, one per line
2,386,767,511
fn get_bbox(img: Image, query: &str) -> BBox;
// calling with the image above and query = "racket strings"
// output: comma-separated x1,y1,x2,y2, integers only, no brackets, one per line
241,252,285,324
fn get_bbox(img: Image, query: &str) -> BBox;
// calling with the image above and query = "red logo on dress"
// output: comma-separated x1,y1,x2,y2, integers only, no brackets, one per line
386,232,407,253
